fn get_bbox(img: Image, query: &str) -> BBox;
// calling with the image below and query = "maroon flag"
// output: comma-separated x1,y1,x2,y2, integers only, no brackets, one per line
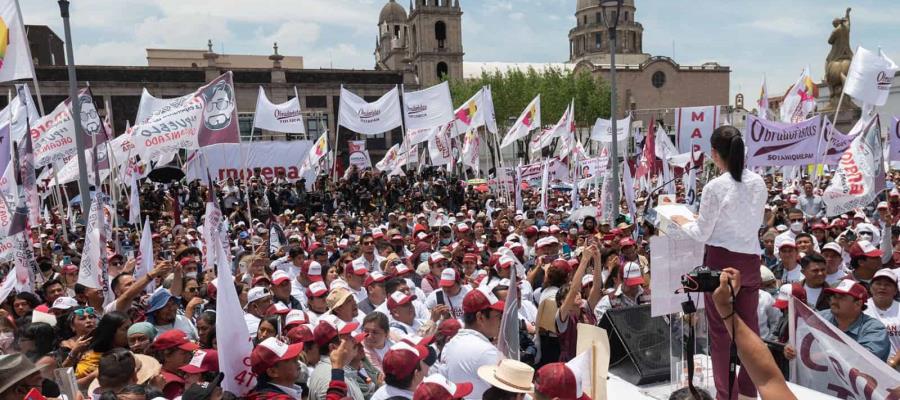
635,118,657,179
198,72,240,147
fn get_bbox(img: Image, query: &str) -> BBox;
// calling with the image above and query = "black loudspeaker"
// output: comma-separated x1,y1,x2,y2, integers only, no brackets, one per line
598,304,670,385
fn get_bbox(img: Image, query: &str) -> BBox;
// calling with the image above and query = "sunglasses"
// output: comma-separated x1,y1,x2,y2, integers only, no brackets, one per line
362,241,375,245
74,307,96,317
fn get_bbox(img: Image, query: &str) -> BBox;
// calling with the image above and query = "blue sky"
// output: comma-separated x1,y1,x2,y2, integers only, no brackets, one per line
20,0,900,104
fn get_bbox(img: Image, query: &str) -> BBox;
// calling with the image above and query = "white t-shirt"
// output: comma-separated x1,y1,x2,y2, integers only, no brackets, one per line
826,267,850,286
864,299,900,360
782,266,803,285
424,286,471,321
442,329,501,400
804,285,823,307
154,314,199,341
245,313,261,338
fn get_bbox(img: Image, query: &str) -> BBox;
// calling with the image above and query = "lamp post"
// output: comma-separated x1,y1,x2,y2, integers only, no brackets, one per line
601,0,623,222
58,0,91,215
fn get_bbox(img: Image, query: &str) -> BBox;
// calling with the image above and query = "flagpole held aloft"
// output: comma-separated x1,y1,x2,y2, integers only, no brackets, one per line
57,0,91,215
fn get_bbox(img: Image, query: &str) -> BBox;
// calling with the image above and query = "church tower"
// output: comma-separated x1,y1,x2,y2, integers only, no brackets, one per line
375,0,410,72
407,0,464,86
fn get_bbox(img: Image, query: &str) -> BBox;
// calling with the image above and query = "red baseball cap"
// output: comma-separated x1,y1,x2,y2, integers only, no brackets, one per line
306,281,329,298
497,255,516,270
180,349,219,374
387,290,417,311
250,337,303,375
848,240,883,258
437,318,462,338
413,374,474,400
61,264,78,274
285,309,310,328
825,279,869,302
302,260,324,281
439,268,459,287
619,238,636,248
462,287,505,314
265,302,291,316
535,363,590,400
312,318,359,347
463,253,478,263
251,275,271,287
152,330,199,352
523,226,538,237
349,261,369,276
287,325,314,344
550,258,572,274
364,271,387,287
271,270,291,286
383,341,429,380
623,261,645,287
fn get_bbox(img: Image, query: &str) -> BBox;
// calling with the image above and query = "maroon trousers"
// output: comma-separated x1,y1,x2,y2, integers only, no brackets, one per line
702,245,761,400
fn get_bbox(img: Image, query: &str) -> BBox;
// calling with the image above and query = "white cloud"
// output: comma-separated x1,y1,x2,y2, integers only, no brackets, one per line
741,17,826,38
74,41,146,66
134,14,234,50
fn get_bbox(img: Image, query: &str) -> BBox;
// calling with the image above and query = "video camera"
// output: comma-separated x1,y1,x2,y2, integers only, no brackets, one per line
681,266,722,293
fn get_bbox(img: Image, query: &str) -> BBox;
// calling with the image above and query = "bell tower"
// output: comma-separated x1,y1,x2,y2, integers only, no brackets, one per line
407,0,464,86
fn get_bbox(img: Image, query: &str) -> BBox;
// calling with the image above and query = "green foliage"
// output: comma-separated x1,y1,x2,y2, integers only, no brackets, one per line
447,66,610,130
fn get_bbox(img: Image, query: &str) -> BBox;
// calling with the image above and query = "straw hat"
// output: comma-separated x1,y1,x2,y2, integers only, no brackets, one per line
476,359,535,394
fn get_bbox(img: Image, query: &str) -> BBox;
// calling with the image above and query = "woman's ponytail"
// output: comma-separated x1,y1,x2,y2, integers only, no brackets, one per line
710,125,745,182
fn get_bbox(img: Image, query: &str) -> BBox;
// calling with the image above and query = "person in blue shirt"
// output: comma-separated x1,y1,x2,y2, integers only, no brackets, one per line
784,279,890,361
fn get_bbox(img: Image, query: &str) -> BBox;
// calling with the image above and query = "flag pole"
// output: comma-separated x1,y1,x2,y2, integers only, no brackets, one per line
332,86,344,182
293,86,305,140
399,84,410,176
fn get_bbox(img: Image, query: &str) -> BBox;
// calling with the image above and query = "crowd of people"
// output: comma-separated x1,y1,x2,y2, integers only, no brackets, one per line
1,127,900,400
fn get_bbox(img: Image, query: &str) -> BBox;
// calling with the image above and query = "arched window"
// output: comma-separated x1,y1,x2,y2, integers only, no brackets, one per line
435,21,447,48
651,71,666,88
437,62,449,80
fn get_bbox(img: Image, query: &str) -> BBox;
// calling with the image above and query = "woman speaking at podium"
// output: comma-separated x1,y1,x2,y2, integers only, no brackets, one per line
671,126,767,400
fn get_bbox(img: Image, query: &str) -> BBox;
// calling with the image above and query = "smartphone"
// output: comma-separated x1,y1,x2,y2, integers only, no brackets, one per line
63,256,71,265
160,250,174,260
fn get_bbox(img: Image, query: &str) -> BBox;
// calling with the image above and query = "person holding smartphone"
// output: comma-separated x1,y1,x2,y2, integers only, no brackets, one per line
671,126,768,400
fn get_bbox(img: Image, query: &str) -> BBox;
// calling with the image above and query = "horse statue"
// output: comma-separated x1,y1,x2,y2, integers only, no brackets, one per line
824,8,853,110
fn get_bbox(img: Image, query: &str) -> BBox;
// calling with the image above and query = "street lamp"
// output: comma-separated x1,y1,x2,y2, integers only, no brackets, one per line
601,0,623,223
58,0,91,215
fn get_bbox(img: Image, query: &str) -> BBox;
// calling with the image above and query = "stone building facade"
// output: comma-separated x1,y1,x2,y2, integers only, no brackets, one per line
374,0,464,86
569,0,730,126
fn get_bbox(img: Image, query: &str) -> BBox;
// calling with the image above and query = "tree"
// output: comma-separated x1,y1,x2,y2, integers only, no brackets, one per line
447,66,610,131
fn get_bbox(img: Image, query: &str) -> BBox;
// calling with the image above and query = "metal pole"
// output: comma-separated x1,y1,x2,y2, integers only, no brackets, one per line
608,25,620,222
58,0,91,215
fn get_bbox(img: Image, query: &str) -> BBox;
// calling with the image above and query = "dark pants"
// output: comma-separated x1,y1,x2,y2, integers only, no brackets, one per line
703,245,761,400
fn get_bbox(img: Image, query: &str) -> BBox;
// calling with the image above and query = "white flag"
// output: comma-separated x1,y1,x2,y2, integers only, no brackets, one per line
890,117,900,164
500,95,541,148
77,199,107,291
2,84,39,143
376,143,417,172
338,86,402,135
298,131,329,178
136,217,154,294
674,106,720,156
531,101,573,151
406,124,441,146
428,123,453,166
780,66,818,123
822,115,885,216
403,82,454,131
460,130,481,172
128,173,141,225
0,1,35,83
453,87,499,136
590,115,631,157
844,46,899,107
789,296,900,397
210,201,256,395
253,86,305,134
539,161,550,211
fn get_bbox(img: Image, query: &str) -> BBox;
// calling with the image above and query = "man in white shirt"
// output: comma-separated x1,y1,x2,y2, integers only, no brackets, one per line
344,261,369,303
424,268,470,321
369,342,430,400
245,287,273,338
442,287,504,399
354,233,386,273
773,239,803,285
387,291,431,340
822,242,850,285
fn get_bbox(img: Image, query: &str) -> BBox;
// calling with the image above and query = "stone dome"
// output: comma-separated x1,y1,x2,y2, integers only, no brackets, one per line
379,0,408,24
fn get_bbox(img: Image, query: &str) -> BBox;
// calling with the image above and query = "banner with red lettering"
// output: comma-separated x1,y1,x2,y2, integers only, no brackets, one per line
675,106,720,156
744,115,822,167
822,115,885,216
130,72,240,161
428,123,453,166
184,141,314,183
789,296,900,398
